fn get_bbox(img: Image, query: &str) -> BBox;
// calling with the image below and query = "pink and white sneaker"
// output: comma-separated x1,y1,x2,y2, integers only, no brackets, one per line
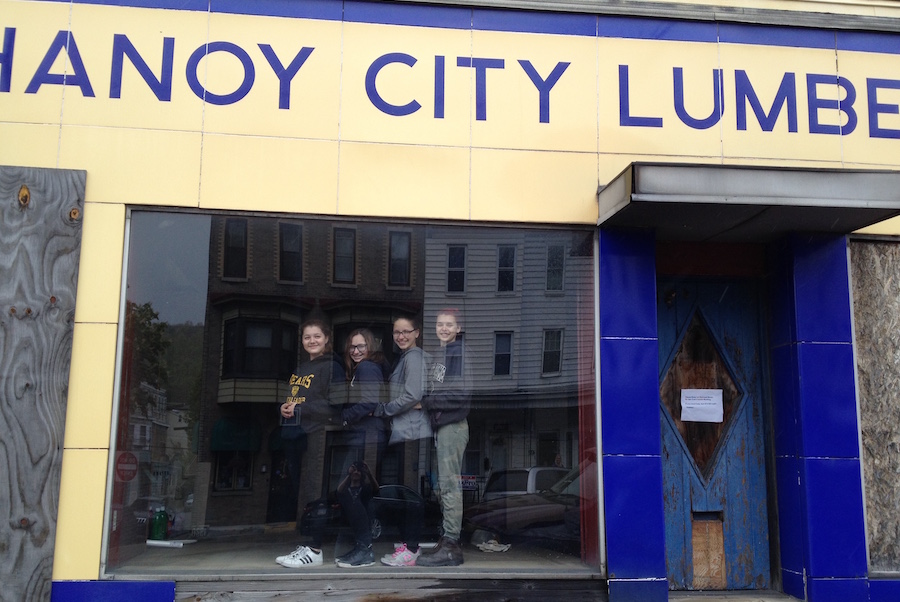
380,543,419,567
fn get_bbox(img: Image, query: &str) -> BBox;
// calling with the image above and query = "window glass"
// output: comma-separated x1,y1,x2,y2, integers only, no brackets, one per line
494,332,512,376
389,231,411,286
542,329,563,374
547,245,565,291
279,223,303,282
447,245,466,292
224,218,247,279
106,211,597,575
333,228,356,283
498,245,515,292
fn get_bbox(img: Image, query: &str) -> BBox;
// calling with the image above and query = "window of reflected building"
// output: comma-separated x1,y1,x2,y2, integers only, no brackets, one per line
105,210,599,574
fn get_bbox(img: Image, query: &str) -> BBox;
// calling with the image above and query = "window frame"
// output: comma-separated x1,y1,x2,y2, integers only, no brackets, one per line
497,244,516,292
278,222,303,283
214,450,254,492
447,244,466,293
493,331,513,376
541,328,563,375
332,227,357,285
222,317,298,380
223,218,248,280
546,244,565,292
388,230,412,288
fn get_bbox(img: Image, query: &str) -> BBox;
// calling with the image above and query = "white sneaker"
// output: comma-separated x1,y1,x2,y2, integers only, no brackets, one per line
380,543,419,567
276,545,306,564
278,545,323,568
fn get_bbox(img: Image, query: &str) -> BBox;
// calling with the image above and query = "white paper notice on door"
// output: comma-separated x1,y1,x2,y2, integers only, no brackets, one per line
681,389,724,423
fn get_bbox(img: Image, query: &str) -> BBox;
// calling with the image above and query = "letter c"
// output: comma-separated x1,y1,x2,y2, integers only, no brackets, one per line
365,52,421,116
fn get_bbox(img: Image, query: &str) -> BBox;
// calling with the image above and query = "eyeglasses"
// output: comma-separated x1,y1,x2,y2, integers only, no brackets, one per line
392,329,417,337
349,344,367,352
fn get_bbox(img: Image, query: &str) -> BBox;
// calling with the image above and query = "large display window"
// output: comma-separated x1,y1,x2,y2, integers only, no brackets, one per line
104,209,598,575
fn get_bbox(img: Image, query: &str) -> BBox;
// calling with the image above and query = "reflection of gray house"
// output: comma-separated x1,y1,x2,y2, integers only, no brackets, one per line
423,228,594,476
196,215,426,527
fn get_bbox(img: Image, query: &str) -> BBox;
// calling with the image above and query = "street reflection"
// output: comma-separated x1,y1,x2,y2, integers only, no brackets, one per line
107,211,597,570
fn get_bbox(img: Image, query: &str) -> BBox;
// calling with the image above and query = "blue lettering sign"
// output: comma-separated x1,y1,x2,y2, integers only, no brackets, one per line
366,52,421,116
457,57,504,121
518,60,570,124
618,65,662,128
735,70,797,132
110,34,174,101
807,73,857,135
25,31,95,97
867,78,900,139
186,41,255,105
0,27,14,93
674,67,723,130
258,44,313,110
434,55,445,119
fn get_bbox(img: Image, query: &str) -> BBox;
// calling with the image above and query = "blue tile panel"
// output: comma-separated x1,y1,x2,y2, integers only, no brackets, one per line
796,342,860,459
603,454,667,579
768,234,868,598
600,337,662,456
599,229,657,340
34,0,900,55
51,581,176,602
870,580,900,602
792,235,852,344
599,228,665,592
606,578,668,602
806,577,868,602
803,458,867,578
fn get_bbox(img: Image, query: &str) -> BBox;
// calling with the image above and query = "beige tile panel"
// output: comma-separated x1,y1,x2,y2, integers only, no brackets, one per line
471,148,598,223
718,43,843,162
73,202,125,325
204,12,342,139
63,322,117,450
199,133,339,213
64,3,207,132
53,448,109,580
858,215,900,236
59,125,202,206
340,22,473,148
598,38,723,159
0,122,60,168
470,30,598,153
0,1,69,125
338,141,470,220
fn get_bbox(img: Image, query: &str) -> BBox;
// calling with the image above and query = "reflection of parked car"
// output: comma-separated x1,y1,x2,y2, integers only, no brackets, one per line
482,467,568,502
300,484,442,541
463,458,596,553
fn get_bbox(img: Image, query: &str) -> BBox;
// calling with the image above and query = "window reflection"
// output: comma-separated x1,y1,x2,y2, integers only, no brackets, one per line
107,211,597,572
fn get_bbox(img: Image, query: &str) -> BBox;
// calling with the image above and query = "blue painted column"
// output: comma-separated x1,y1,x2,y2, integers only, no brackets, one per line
599,229,668,602
768,235,868,602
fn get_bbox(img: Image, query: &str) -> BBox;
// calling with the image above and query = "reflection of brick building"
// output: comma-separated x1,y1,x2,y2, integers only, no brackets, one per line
196,215,426,528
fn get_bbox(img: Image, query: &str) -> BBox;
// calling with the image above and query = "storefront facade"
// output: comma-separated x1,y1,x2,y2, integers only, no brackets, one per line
4,0,900,600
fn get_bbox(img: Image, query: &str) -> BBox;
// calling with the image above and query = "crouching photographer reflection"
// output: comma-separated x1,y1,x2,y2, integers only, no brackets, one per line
416,308,471,567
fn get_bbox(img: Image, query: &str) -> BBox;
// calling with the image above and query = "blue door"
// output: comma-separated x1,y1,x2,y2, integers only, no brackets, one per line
658,278,770,590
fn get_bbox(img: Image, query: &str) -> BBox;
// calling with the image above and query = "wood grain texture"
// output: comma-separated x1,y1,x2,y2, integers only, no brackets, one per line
850,240,900,572
0,166,84,602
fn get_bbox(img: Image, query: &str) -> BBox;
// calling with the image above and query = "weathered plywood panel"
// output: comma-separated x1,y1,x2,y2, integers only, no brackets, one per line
850,240,900,572
0,166,84,602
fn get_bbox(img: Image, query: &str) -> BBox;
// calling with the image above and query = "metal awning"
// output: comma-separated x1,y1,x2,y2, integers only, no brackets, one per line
597,163,900,243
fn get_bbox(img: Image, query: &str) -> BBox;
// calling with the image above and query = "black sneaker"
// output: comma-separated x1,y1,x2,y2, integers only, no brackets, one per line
334,547,356,565
336,545,375,568
415,538,463,567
